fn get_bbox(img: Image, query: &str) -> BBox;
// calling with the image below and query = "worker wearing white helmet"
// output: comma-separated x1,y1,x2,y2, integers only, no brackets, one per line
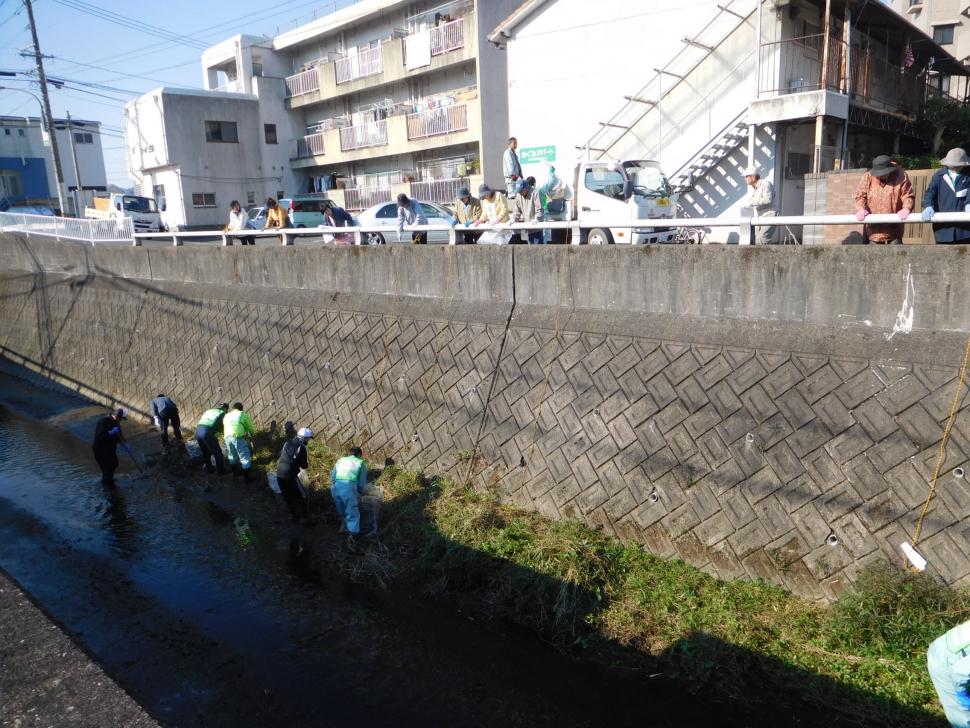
275,426,315,524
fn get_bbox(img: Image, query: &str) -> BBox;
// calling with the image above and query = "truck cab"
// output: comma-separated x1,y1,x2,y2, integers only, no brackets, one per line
86,193,163,233
573,160,677,244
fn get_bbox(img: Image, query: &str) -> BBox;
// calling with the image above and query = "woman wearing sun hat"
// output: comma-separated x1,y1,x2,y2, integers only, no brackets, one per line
921,148,970,244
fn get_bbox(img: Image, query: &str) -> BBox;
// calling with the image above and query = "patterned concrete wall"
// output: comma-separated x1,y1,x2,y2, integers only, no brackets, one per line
1,236,969,601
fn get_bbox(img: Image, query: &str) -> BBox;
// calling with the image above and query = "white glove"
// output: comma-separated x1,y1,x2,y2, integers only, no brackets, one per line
153,416,162,429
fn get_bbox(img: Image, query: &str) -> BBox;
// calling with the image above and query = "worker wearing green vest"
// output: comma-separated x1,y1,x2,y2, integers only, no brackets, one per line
223,402,256,481
928,619,970,725
195,403,229,474
330,446,367,549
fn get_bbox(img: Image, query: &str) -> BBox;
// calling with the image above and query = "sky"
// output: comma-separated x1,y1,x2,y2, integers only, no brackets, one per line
0,0,358,186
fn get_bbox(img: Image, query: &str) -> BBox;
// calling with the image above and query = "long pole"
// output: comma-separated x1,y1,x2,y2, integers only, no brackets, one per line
24,0,67,216
66,111,83,215
749,0,763,166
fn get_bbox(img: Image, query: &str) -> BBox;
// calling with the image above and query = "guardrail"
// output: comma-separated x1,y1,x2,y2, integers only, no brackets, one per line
0,211,134,245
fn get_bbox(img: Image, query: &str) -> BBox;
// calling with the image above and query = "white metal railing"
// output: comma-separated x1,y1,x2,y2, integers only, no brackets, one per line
410,177,468,204
335,46,384,85
296,132,326,158
0,211,135,245
339,120,388,151
344,186,392,210
406,103,468,140
430,18,464,56
285,67,321,97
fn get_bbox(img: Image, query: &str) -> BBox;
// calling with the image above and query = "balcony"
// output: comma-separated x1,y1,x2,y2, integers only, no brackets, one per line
406,103,468,140
429,18,464,56
343,186,393,210
295,132,326,159
286,67,321,97
410,177,468,204
335,46,384,85
339,120,388,151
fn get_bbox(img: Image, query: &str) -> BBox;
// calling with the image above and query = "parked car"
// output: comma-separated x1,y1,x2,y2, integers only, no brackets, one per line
283,194,332,228
245,206,266,230
355,200,453,244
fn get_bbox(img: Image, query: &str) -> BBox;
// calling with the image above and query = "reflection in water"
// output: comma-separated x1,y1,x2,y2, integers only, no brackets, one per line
102,485,137,560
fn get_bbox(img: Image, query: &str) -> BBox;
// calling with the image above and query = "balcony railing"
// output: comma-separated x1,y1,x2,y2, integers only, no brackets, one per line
339,120,388,151
850,51,922,114
296,132,326,158
410,177,468,205
335,46,384,85
758,34,845,96
406,103,468,140
344,186,392,211
286,68,320,97
430,18,464,56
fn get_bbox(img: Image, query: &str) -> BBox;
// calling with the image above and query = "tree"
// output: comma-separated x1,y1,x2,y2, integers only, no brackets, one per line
923,96,970,156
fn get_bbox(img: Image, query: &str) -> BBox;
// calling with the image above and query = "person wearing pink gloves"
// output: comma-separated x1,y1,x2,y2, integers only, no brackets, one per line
854,155,915,244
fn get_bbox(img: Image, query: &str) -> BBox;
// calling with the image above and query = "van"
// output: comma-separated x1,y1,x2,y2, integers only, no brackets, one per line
281,194,331,227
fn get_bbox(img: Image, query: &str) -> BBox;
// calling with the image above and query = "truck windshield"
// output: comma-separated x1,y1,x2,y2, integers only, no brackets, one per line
624,163,671,197
123,196,158,213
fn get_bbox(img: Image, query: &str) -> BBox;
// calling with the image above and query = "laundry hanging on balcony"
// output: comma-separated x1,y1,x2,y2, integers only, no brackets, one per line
405,29,431,71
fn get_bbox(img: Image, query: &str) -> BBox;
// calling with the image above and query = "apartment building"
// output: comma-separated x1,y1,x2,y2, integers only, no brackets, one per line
892,0,970,100
492,0,967,243
0,115,107,215
125,0,518,229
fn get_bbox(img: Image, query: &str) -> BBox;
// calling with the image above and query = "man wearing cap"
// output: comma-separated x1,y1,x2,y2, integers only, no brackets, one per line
921,148,970,244
321,199,355,245
475,183,512,244
395,193,428,244
331,446,368,550
743,166,776,245
150,393,182,449
276,427,315,524
541,166,572,244
92,408,127,487
512,177,544,244
855,155,915,244
452,186,481,244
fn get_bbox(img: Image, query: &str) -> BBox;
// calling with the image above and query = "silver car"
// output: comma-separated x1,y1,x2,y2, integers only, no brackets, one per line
355,200,453,245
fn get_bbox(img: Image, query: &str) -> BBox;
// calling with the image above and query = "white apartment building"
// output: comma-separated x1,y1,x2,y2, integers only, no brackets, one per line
0,115,107,215
125,0,518,230
491,0,967,243
892,0,970,100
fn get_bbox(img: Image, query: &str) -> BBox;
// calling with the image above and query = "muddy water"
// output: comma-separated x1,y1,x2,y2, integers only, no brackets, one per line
0,373,738,728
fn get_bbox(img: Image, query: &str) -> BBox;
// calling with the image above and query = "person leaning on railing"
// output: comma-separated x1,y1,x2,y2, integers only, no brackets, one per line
264,197,291,241
396,193,428,244
855,155,915,245
227,200,255,245
920,148,970,244
452,186,482,244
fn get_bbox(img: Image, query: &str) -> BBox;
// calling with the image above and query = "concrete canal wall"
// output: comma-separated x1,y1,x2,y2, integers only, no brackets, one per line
1,234,969,600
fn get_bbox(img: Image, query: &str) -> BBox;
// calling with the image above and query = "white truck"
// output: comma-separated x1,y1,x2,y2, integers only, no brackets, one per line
85,193,164,233
570,159,678,244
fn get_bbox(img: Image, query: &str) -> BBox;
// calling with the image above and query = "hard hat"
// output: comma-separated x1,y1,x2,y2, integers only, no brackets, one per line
297,427,314,439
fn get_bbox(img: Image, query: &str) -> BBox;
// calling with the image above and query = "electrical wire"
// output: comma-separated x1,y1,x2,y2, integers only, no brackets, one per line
49,0,211,50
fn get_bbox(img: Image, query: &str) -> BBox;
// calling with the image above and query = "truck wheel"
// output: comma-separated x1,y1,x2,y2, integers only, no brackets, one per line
366,232,386,245
587,228,613,245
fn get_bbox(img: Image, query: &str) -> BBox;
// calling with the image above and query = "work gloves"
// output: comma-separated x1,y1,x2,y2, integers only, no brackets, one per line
921,207,935,222
898,208,911,221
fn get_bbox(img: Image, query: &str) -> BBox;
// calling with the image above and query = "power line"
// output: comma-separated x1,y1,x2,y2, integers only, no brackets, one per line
49,0,210,50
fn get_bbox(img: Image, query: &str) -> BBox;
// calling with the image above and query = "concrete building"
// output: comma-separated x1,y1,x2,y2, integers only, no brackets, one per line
0,115,107,215
125,0,518,230
892,0,970,100
490,0,967,243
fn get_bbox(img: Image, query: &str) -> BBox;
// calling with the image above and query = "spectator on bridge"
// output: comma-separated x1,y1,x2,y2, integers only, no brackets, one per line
541,166,572,244
227,200,255,245
195,403,229,475
92,408,127,487
921,148,970,244
396,193,428,244
452,186,482,244
223,402,256,482
927,619,970,726
503,137,522,196
264,198,290,231
276,427,315,524
475,183,512,244
150,393,182,449
331,446,368,551
512,177,544,244
743,166,776,245
321,200,355,245
855,155,915,244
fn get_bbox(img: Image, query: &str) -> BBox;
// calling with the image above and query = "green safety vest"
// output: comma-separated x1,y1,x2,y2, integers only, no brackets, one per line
333,456,364,483
223,409,254,438
197,408,225,428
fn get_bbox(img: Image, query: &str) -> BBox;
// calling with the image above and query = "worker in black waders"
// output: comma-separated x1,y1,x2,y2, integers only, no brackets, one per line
92,407,127,487
195,403,229,475
276,427,315,525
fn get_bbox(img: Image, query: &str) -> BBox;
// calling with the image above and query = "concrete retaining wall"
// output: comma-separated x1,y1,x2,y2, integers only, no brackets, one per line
2,234,969,601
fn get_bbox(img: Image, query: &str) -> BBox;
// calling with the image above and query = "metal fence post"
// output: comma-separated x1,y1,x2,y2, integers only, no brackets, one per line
222,234,230,246
354,228,362,246
448,226,456,245
739,207,753,246
172,233,180,246
282,231,292,246
570,222,582,245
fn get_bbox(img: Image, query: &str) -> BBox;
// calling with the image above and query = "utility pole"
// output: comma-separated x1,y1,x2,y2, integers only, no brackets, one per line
66,111,83,216
24,0,67,215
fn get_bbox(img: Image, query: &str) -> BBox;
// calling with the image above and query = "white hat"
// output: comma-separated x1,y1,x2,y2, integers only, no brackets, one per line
941,148,969,168
743,166,760,177
297,427,314,439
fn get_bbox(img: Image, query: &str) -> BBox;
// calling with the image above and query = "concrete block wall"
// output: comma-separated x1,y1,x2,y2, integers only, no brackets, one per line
1,236,968,602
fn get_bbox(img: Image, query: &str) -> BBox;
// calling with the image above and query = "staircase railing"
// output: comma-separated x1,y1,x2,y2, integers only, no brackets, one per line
666,108,749,192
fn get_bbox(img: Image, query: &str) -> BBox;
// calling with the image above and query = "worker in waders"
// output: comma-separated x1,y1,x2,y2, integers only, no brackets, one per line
223,402,256,482
195,403,229,475
276,427,315,525
330,447,367,550
92,408,127,487
150,393,183,448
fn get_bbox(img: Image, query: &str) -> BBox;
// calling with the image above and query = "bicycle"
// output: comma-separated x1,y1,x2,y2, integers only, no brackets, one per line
672,204,708,244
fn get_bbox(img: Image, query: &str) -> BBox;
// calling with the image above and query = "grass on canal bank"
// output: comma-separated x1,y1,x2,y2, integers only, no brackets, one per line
248,430,967,724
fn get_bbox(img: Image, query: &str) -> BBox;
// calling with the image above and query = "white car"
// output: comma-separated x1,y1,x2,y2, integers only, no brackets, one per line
355,200,453,245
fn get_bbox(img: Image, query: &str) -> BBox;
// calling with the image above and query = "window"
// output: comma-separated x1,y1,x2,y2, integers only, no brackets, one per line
264,124,277,144
204,120,238,143
3,129,9,136
192,193,217,207
73,132,94,144
247,191,255,205
584,167,627,201
291,199,329,213
933,25,955,45
909,0,922,5
376,203,397,219
276,190,284,199
123,196,159,213
153,184,166,212
18,129,24,136
0,169,24,198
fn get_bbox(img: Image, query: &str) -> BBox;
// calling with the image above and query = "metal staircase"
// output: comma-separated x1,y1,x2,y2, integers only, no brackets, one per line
580,0,756,162
667,111,748,194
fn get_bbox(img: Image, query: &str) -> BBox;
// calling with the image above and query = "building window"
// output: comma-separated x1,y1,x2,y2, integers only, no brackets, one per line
247,191,255,205
933,25,955,45
73,132,94,144
0,169,24,198
18,129,24,136
276,190,284,199
264,124,278,144
192,192,217,207
153,184,166,212
3,129,9,136
909,0,922,5
204,120,238,143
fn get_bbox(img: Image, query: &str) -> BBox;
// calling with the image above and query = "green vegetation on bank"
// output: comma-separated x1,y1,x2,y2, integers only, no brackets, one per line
247,429,967,723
